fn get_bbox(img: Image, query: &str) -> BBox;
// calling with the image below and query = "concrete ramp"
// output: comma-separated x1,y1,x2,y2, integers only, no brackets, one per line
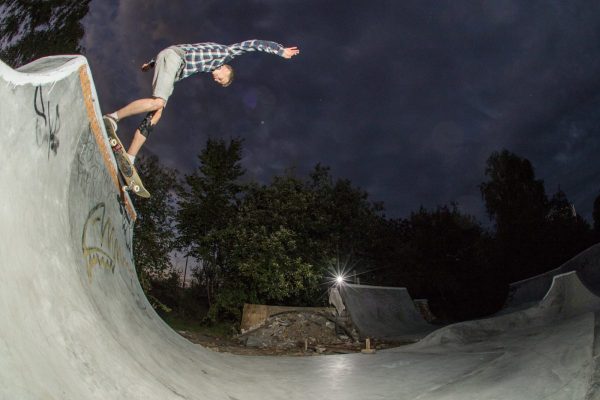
538,270,600,316
339,284,434,341
2,55,600,399
415,271,600,347
503,243,600,311
0,55,250,400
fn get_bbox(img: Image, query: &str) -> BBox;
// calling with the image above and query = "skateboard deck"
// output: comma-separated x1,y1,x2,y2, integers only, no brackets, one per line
103,116,151,198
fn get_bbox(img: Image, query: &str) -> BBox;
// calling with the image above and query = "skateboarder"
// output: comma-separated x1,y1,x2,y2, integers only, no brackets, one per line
103,39,300,165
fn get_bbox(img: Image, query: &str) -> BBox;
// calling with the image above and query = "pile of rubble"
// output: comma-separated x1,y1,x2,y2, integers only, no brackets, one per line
236,311,360,353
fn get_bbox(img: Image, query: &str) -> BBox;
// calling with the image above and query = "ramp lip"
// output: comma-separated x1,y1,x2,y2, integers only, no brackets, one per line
344,283,411,291
1,55,88,85
541,270,597,303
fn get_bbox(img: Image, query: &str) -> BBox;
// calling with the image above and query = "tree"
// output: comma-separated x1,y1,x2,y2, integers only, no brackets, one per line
0,0,91,67
369,216,412,286
176,138,246,315
227,173,327,311
386,205,502,320
184,160,389,321
308,164,386,282
479,150,549,282
480,150,595,283
132,154,179,311
593,194,600,233
543,188,594,270
214,225,319,319
547,188,574,221
480,150,548,231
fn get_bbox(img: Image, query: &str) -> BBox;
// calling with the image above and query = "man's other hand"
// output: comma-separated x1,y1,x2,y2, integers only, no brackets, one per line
282,47,300,59
141,61,155,72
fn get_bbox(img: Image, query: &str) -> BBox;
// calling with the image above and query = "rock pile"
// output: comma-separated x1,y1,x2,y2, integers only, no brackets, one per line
237,311,359,352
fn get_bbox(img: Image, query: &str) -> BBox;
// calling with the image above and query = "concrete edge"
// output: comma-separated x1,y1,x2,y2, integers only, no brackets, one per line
1,55,137,220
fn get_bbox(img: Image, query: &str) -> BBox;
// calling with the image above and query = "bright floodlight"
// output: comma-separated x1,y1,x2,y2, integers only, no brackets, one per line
336,275,344,284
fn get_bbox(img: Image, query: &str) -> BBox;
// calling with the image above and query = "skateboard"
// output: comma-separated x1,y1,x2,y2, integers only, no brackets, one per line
103,116,151,198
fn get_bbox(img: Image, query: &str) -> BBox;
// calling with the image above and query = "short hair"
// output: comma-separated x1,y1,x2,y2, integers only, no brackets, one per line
222,64,234,87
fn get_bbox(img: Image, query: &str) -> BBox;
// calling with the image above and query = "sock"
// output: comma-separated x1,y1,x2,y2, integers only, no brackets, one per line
109,112,119,122
127,153,135,164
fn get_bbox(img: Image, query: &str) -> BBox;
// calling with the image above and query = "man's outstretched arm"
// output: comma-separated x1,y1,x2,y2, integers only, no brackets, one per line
228,40,300,59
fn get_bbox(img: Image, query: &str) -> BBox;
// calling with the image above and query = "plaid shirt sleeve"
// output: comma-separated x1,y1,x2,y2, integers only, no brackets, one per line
162,40,286,81
226,40,285,59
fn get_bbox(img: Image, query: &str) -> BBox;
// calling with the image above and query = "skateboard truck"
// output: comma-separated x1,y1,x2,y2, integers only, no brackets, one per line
122,181,143,194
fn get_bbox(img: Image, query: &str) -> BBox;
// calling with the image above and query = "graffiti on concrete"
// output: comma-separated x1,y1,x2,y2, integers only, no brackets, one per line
34,85,61,158
74,125,132,247
117,194,133,254
73,125,105,194
82,203,133,282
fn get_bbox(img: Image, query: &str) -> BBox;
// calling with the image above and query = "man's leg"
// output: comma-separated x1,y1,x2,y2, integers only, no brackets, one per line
114,97,165,121
106,97,165,163
109,47,181,163
127,107,164,157
126,48,181,161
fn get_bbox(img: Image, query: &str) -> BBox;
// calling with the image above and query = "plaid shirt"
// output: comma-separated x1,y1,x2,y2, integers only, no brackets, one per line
170,39,285,81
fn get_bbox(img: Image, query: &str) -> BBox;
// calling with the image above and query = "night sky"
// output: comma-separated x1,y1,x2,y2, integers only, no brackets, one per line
82,0,600,221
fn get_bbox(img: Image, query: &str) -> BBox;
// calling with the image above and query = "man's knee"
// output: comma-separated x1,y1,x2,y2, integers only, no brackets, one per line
151,97,166,110
138,112,156,139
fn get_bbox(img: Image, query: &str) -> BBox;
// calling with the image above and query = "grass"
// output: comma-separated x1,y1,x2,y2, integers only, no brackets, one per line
160,312,237,338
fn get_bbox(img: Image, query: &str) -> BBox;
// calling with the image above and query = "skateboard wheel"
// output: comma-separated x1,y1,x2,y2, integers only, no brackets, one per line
133,185,141,193
109,138,117,146
121,185,129,192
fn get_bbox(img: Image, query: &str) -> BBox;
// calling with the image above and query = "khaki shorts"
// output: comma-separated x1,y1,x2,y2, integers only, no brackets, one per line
152,48,184,104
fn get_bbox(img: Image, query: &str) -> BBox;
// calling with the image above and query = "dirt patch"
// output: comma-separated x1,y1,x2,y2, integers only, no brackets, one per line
177,311,410,356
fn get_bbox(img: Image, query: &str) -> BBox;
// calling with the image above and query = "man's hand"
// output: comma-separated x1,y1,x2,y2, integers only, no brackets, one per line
282,47,300,59
141,60,156,72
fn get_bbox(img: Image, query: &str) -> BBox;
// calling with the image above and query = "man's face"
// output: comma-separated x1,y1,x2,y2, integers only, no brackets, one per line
212,66,232,87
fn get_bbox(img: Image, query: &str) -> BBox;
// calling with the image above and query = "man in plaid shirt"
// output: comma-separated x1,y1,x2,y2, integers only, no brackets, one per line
104,39,300,165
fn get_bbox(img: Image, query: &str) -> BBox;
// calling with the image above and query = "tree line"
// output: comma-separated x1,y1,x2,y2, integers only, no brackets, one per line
133,141,599,324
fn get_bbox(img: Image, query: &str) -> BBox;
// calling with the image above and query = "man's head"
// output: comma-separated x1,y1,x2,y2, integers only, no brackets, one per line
212,64,234,87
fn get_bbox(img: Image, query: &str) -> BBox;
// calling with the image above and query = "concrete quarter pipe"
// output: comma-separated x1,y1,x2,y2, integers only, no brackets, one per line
1,55,599,399
503,243,600,312
339,283,434,341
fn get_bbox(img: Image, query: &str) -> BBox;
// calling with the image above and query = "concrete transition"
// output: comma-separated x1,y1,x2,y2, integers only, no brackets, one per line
1,55,600,399
339,283,435,341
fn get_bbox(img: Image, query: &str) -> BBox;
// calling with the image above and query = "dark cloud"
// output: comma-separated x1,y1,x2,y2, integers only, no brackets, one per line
82,0,600,220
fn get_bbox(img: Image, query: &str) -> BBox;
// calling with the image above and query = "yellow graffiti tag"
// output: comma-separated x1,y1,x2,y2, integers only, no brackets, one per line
82,203,133,282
